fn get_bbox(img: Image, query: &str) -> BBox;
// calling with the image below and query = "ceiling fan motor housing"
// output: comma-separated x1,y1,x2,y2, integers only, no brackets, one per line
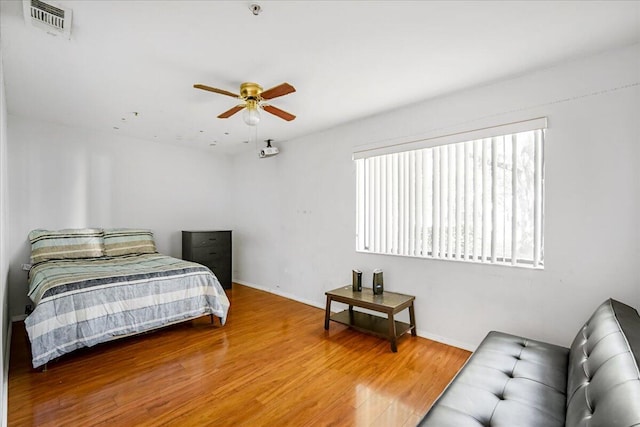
240,82,263,100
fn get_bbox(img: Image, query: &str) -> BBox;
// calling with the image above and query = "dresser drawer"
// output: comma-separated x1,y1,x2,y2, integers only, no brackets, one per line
191,246,222,263
188,232,230,248
208,265,231,285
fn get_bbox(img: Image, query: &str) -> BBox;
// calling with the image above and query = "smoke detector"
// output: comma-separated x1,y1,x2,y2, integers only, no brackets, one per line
23,0,73,39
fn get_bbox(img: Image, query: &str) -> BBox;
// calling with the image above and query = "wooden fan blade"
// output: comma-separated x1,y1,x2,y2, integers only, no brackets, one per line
194,84,239,98
262,104,296,121
261,82,296,100
218,105,245,119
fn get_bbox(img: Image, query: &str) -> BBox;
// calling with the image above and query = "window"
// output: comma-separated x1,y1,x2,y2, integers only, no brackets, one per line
355,119,545,268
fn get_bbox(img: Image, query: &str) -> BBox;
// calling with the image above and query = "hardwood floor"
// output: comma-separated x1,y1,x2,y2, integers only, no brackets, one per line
8,284,470,426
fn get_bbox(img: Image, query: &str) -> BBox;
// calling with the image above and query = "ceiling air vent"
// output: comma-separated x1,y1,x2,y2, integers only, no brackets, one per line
23,0,73,39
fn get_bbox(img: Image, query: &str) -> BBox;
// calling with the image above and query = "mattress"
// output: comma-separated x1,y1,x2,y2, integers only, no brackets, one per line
25,253,230,368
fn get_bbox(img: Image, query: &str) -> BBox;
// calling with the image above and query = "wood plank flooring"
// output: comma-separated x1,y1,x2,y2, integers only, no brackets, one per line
8,284,470,426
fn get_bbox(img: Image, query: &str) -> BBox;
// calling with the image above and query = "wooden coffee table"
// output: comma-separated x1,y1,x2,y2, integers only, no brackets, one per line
324,286,416,352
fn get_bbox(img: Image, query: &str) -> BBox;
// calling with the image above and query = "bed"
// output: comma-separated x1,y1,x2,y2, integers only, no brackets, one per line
24,228,230,369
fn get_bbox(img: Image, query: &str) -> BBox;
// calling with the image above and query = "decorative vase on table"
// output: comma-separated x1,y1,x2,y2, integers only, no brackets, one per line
352,270,362,292
372,269,384,295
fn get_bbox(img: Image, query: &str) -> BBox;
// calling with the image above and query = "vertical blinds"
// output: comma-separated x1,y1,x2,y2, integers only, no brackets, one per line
355,126,545,268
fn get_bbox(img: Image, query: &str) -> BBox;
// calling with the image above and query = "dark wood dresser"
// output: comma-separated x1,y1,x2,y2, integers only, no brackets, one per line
182,230,232,289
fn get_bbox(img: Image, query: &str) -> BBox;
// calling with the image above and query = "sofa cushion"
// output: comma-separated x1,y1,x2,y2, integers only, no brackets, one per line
565,299,640,427
419,331,569,426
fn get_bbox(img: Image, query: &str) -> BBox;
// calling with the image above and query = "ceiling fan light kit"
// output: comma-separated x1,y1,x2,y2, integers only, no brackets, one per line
242,99,260,126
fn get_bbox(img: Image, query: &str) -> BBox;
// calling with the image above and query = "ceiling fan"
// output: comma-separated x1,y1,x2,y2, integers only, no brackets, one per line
193,81,296,126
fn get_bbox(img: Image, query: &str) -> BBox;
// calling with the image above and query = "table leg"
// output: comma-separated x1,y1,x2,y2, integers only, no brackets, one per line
324,296,332,330
409,302,417,336
388,312,398,352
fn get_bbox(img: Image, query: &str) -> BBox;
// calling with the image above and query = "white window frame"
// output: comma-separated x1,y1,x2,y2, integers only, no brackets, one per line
354,118,546,269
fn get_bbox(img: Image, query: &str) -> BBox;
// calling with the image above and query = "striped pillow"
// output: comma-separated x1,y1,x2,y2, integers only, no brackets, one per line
29,228,105,264
103,229,157,257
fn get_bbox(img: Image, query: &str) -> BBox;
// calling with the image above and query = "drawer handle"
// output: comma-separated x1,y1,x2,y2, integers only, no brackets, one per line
209,252,217,255
209,238,217,241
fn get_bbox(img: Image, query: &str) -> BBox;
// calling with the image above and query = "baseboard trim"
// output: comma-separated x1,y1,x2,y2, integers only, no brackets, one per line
415,329,475,352
233,280,325,311
2,321,12,427
232,281,475,352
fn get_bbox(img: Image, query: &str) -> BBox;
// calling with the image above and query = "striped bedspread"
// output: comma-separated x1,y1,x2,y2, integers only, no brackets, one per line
25,253,230,368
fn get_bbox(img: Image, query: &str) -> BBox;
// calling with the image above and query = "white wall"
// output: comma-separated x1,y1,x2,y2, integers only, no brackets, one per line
232,43,640,350
0,49,10,427
6,117,234,318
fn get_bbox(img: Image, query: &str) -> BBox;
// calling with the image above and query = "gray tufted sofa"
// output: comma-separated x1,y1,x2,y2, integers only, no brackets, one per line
419,299,640,426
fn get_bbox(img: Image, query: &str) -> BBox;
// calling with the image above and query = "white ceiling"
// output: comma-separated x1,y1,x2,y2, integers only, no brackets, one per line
1,1,639,154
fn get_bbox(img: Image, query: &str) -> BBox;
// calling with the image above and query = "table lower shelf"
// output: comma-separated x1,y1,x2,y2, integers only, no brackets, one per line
329,310,413,340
